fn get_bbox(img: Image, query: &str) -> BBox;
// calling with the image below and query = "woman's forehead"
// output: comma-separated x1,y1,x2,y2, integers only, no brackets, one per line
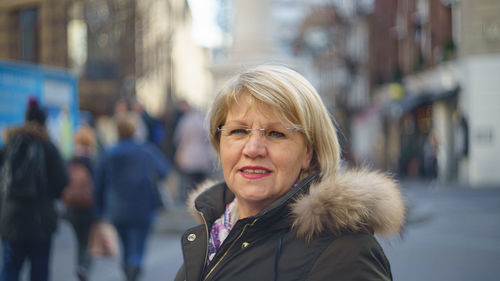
226,95,290,124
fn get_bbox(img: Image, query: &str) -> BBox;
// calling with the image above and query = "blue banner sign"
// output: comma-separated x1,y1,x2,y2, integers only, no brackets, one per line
0,60,79,158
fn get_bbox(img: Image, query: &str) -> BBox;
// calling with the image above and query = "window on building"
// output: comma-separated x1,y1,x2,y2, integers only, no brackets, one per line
16,7,39,62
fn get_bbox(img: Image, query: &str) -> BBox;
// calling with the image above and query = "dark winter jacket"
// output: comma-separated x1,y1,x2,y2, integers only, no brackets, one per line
175,169,405,281
0,122,68,243
63,154,96,223
93,139,168,225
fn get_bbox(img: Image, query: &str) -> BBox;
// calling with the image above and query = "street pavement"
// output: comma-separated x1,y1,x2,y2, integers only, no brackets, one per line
380,180,500,281
0,203,196,281
50,206,196,281
3,179,500,281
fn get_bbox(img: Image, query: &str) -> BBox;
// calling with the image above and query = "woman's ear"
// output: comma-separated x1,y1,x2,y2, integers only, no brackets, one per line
301,145,313,170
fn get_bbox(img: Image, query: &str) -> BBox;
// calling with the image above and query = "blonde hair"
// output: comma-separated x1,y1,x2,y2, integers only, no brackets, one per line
74,125,97,156
208,65,340,177
74,125,97,148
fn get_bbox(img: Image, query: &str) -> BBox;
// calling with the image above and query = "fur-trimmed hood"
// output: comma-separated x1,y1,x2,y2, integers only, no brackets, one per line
188,168,405,240
3,122,50,143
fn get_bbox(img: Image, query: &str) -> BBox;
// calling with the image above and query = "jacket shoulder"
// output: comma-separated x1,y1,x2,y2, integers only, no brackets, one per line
307,233,392,281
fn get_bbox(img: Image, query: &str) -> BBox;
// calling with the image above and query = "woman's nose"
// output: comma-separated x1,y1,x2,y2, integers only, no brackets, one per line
242,132,267,158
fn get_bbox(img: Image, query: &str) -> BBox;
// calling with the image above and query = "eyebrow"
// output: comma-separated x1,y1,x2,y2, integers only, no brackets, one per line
224,121,285,127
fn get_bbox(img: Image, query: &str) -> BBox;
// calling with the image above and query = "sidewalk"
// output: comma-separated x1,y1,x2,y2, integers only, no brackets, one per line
381,178,500,281
154,204,198,235
153,171,200,235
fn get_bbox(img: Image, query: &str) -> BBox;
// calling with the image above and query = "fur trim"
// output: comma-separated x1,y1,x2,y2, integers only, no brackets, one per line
4,122,49,142
187,180,218,223
291,168,405,241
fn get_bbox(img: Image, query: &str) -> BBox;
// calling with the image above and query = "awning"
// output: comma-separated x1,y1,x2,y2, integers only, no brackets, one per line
384,86,459,119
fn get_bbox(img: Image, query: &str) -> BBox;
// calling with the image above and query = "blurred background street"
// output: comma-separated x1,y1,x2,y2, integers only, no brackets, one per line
382,180,500,281
1,0,500,280
29,179,498,281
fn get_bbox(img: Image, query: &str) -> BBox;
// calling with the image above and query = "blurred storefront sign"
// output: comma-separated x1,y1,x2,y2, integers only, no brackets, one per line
0,60,79,158
483,20,500,42
384,87,459,119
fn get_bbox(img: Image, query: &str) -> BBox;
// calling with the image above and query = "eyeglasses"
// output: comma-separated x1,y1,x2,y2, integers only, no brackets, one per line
217,124,300,143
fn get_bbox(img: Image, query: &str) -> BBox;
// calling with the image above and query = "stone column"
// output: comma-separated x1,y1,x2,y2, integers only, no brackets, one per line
211,0,304,96
230,0,275,57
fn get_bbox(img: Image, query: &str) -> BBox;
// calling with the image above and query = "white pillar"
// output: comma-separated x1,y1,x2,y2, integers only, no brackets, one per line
231,0,276,56
210,0,306,97
434,101,454,182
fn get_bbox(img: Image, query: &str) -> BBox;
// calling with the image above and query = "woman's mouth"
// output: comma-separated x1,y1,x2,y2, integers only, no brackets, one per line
241,169,269,174
239,167,271,179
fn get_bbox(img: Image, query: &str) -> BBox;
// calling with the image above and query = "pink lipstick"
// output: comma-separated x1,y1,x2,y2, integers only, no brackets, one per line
239,166,271,180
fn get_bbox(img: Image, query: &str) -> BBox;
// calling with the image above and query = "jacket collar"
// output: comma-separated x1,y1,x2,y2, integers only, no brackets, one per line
4,122,49,143
188,168,406,240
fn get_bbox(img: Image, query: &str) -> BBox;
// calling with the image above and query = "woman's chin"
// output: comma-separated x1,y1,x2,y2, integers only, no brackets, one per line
236,192,273,208
237,192,270,203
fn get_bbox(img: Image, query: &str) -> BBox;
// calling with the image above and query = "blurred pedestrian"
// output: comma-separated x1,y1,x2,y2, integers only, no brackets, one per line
173,102,213,202
62,125,98,281
0,98,68,281
423,129,438,179
93,113,168,281
163,100,188,164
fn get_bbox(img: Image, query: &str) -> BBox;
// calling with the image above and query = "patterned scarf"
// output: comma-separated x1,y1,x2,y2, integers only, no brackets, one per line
207,198,238,265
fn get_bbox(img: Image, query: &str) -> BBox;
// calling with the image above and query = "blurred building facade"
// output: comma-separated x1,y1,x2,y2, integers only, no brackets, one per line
292,2,374,164
0,0,69,67
69,0,211,117
364,0,500,186
455,0,500,186
0,0,211,119
135,0,213,114
344,0,499,187
366,0,458,183
73,0,136,116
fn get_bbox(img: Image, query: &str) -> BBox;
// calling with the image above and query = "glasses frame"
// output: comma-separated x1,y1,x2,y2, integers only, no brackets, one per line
217,125,301,141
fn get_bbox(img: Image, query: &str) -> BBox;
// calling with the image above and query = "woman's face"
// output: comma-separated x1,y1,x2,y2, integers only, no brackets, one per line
219,94,312,217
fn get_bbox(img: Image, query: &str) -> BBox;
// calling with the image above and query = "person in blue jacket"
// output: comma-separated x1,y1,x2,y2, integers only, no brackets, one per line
93,113,168,281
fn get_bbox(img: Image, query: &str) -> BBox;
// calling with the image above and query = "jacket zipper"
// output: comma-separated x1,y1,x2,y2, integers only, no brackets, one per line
199,211,210,272
203,218,259,281
197,175,317,281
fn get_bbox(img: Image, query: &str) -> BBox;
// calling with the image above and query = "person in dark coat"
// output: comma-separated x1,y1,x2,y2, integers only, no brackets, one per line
94,113,168,281
0,98,68,281
174,65,406,281
62,125,98,281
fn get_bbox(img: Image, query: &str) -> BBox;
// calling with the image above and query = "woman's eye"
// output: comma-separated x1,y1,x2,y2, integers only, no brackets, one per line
230,128,248,135
268,130,286,138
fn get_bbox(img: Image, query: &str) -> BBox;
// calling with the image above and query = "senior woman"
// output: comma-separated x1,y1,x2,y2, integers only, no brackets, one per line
174,65,405,281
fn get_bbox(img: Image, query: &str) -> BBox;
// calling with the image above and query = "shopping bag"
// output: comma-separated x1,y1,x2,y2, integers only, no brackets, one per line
88,221,120,257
